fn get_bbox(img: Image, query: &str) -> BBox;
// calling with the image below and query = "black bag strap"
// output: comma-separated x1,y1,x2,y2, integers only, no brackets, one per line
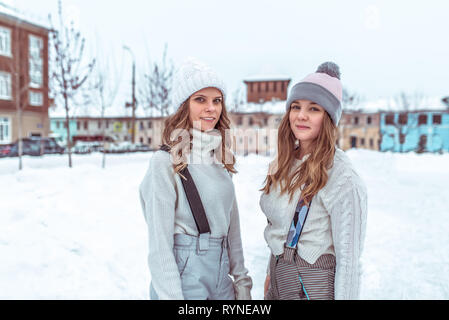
159,144,211,234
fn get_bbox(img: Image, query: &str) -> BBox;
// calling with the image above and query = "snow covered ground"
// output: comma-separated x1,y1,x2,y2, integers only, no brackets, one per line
1,149,448,299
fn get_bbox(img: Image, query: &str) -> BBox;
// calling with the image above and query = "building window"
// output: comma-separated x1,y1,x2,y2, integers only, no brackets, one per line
77,121,80,130
29,91,43,106
148,137,152,144
84,121,88,130
249,117,254,126
273,82,277,92
360,138,365,146
237,117,242,125
433,114,442,125
398,113,408,125
354,117,359,125
257,83,261,93
265,82,269,91
98,121,102,129
0,71,12,100
385,114,395,125
369,138,374,147
367,116,372,125
0,26,11,56
0,117,11,144
418,114,427,125
105,120,109,129
281,81,285,93
148,121,152,129
139,137,143,143
29,35,44,88
139,122,144,130
56,121,60,129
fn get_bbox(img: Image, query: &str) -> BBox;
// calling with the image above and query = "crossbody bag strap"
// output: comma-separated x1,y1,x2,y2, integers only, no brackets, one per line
285,197,313,249
159,144,211,234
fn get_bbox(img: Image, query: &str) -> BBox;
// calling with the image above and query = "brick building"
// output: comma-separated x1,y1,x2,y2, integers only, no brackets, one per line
0,10,50,145
243,76,291,103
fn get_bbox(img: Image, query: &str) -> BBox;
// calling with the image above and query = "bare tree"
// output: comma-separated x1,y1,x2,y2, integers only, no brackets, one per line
231,85,246,112
441,96,449,110
342,88,362,111
139,44,174,117
89,41,123,168
386,91,425,153
48,0,95,168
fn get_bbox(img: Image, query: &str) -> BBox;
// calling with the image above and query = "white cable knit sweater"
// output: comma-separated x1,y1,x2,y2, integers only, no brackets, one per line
260,148,367,300
139,129,252,300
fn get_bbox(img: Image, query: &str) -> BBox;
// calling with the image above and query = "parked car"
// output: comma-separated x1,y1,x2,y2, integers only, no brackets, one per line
0,144,12,158
134,144,152,152
6,137,65,157
71,142,92,154
102,141,151,153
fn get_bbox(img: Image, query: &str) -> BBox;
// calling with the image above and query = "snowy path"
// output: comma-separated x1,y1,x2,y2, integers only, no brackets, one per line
0,150,448,299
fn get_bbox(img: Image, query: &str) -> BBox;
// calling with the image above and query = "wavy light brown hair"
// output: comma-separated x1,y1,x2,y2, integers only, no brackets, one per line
161,97,237,178
261,108,338,205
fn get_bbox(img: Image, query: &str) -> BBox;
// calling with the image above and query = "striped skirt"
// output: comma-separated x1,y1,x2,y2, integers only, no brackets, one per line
265,246,336,300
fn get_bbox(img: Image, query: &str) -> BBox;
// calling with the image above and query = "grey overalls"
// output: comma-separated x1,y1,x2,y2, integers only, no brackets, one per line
150,233,235,300
150,145,235,300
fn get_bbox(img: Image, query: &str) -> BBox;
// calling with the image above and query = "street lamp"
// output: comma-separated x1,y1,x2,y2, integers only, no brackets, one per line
123,45,136,143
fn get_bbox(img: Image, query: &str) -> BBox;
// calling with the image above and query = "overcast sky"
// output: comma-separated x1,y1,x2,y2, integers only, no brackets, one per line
4,0,449,115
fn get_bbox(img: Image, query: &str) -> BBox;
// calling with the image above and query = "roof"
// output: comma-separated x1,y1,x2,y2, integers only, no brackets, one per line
243,74,291,82
0,3,50,31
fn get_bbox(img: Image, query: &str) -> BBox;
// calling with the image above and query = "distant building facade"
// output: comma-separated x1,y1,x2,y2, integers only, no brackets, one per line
50,116,166,150
380,110,449,153
228,112,282,156
243,77,291,103
338,111,381,151
0,11,50,145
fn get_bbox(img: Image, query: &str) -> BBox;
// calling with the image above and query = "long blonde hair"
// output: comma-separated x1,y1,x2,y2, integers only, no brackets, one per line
261,109,337,204
161,98,237,177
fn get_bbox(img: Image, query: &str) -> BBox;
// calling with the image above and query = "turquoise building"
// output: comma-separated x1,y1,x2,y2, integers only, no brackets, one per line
49,118,77,146
380,110,449,153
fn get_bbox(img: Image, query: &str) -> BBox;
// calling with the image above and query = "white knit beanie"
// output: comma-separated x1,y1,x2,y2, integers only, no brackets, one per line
171,58,227,109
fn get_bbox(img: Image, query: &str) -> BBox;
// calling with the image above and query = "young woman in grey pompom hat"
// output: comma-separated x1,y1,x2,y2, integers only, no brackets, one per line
260,62,368,300
139,58,252,300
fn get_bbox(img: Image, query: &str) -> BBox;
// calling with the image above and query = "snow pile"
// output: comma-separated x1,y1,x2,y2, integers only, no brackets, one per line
0,150,448,299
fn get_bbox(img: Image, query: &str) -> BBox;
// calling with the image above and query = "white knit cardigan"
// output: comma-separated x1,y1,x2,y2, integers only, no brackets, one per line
260,148,368,299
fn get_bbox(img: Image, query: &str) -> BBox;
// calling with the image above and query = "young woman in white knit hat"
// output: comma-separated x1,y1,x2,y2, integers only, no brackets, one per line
139,58,252,300
261,62,367,300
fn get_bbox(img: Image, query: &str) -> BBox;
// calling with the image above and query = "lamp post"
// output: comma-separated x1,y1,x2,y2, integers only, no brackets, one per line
123,45,136,143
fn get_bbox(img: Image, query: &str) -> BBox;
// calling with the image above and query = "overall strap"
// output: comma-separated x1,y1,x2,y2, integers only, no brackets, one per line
159,144,211,234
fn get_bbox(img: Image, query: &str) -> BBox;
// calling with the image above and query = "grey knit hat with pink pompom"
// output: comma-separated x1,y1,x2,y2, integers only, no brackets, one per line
286,62,343,125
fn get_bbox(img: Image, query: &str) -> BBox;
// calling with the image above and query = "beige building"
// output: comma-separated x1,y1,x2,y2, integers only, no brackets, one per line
135,117,165,150
338,111,380,151
228,112,282,156
52,109,382,155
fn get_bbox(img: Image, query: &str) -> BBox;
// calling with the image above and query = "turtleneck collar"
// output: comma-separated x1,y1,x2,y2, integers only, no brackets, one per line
189,128,222,164
292,149,311,169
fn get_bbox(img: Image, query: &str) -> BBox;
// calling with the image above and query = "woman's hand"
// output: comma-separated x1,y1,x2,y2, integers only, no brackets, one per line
264,274,271,298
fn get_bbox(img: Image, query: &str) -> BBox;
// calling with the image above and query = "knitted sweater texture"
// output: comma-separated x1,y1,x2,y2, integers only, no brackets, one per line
260,148,367,300
139,129,252,299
